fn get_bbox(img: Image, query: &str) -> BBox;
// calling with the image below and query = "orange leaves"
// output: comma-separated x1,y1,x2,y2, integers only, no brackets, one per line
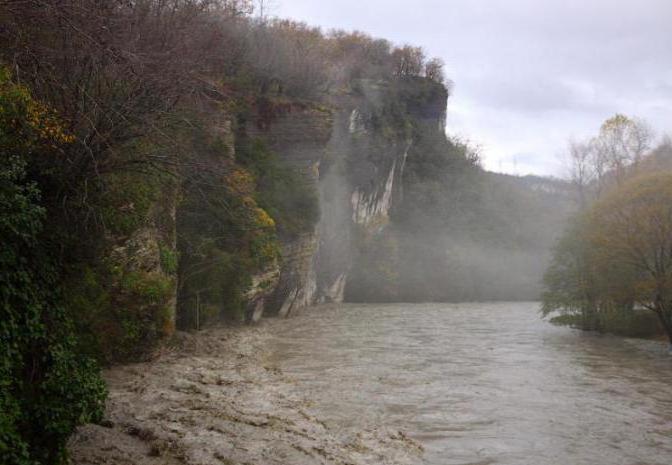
225,167,256,197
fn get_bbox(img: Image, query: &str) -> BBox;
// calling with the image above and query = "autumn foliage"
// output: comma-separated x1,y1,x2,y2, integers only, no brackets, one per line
543,171,672,343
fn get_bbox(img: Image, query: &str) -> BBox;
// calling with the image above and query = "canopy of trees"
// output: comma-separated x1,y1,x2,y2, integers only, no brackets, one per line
543,172,672,342
566,114,653,206
544,114,672,341
590,173,672,340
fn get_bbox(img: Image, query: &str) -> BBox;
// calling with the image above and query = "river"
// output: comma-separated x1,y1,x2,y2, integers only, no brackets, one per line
268,302,672,465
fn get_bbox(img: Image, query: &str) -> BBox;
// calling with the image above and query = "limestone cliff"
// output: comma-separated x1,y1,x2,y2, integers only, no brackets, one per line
243,78,448,317
66,172,180,363
165,77,448,334
0,71,450,366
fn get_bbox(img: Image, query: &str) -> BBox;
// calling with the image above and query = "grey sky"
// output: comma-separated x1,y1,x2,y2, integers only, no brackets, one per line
275,0,672,176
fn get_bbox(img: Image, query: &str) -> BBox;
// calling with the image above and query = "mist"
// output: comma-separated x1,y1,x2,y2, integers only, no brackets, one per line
4,2,672,464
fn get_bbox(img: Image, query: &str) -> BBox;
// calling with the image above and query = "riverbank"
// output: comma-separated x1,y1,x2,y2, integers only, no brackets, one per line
548,309,667,341
68,316,423,465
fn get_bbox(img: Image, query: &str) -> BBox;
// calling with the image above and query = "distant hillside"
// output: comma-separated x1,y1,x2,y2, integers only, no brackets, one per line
347,151,578,302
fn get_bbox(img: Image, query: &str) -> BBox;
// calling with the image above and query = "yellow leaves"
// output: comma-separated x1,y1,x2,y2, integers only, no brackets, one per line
254,207,275,229
222,161,276,230
600,113,632,133
0,66,75,151
592,172,672,225
586,171,672,306
224,165,276,231
27,100,75,146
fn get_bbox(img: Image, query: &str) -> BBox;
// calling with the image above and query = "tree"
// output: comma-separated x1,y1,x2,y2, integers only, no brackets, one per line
595,114,653,186
391,45,425,77
588,173,672,344
0,67,106,465
255,0,278,22
566,139,596,209
541,216,601,330
563,114,653,207
424,57,445,84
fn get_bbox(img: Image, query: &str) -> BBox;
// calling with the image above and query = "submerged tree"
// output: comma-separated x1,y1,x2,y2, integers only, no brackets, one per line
543,171,672,343
541,216,600,330
588,173,672,344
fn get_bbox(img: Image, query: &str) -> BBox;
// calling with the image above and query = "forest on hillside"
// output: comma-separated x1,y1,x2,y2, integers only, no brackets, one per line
347,163,576,302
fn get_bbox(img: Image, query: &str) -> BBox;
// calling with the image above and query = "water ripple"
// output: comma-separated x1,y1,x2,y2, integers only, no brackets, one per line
268,303,672,464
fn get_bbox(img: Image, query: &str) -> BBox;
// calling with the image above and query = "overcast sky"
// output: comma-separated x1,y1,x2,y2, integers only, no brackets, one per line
274,0,672,176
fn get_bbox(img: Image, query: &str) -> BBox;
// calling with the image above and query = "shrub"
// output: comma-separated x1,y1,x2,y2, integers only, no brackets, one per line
0,70,106,464
236,137,319,238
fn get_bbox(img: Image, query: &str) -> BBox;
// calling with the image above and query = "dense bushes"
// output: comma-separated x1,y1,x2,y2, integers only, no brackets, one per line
219,13,447,100
0,69,105,465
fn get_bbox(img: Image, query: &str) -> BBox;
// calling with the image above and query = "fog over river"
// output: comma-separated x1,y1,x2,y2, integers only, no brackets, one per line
268,303,672,465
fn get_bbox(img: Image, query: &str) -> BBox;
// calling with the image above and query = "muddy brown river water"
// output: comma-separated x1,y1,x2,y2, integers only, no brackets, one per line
268,302,672,465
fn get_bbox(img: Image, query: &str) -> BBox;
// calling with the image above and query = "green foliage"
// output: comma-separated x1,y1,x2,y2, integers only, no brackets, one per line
65,261,177,363
550,309,661,339
541,217,601,330
121,271,174,305
0,72,105,465
236,137,319,238
351,78,446,142
177,136,285,328
249,230,282,268
116,270,175,354
59,167,178,363
177,239,252,328
63,265,112,360
99,172,160,237
160,245,179,274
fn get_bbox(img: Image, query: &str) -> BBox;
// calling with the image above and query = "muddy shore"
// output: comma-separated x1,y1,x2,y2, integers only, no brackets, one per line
68,317,423,465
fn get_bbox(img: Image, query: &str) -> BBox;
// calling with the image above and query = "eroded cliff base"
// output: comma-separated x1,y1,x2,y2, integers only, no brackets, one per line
68,315,423,465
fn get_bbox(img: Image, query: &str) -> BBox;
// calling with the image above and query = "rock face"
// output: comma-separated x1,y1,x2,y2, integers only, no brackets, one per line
82,78,447,358
245,103,333,318
244,263,281,323
99,178,179,362
248,78,448,316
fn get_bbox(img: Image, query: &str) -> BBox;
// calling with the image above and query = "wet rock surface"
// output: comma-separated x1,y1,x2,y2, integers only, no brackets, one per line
68,319,423,465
